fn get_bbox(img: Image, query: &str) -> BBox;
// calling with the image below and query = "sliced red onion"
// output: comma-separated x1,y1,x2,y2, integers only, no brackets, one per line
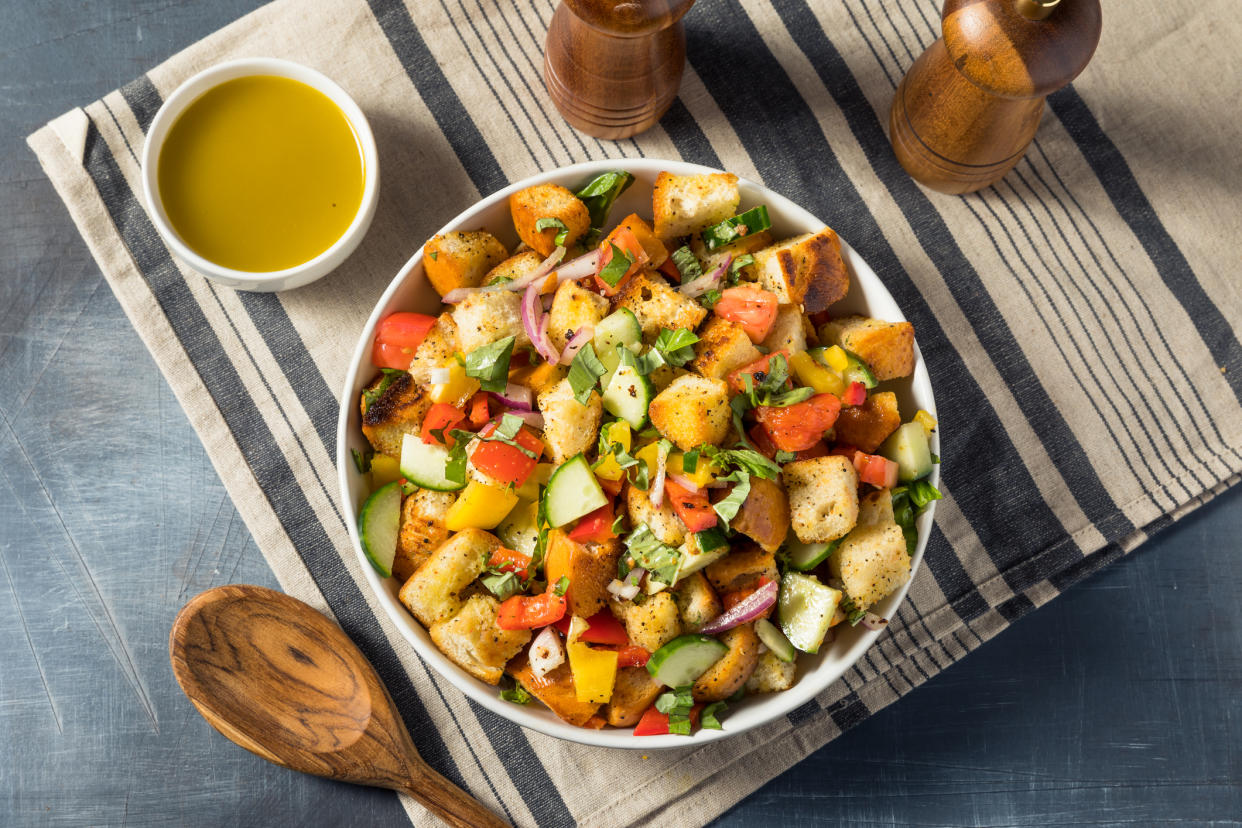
522,282,560,365
679,255,732,299
649,442,670,507
502,408,544,430
541,292,555,312
429,366,452,385
554,248,603,282
528,626,565,678
491,383,533,411
861,612,889,631
666,473,701,494
439,287,474,304
607,578,641,601
698,580,779,634
559,326,594,365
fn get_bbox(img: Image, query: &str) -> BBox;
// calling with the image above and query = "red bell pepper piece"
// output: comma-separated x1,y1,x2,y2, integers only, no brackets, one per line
633,704,702,736
421,403,466,447
496,590,567,630
488,546,532,575
553,610,629,646
841,381,866,407
567,503,616,544
467,392,491,428
663,479,717,532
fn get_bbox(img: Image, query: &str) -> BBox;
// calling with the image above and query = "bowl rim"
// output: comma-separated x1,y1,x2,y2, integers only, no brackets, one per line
335,158,939,750
140,57,380,290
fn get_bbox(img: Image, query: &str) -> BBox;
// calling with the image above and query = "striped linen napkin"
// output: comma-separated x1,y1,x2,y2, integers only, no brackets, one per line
28,0,1242,825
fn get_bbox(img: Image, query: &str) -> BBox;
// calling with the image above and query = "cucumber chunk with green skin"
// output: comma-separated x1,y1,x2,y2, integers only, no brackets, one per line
755,618,796,663
785,537,839,572
646,634,729,687
701,205,772,251
842,349,878,389
593,308,642,357
880,422,933,482
399,433,465,492
778,571,841,654
601,363,654,429
497,500,539,557
544,454,608,527
358,481,403,577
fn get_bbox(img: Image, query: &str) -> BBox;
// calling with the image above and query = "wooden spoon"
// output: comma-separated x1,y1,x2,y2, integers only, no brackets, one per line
169,584,508,828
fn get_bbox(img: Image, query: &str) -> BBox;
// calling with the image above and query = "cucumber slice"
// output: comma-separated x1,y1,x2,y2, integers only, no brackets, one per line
358,481,403,577
544,454,608,527
593,308,642,357
701,205,772,251
646,634,729,687
496,500,539,557
601,362,654,429
842,349,878,389
778,571,842,654
881,422,933,482
399,433,465,491
674,530,730,582
786,537,839,572
755,618,796,663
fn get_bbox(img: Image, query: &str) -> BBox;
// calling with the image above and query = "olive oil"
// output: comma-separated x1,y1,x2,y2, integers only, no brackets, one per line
158,75,365,272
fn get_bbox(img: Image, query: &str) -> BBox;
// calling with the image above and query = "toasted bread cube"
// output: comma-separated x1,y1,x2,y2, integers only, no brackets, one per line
407,313,459,387
690,316,763,380
423,231,508,298
429,594,530,684
451,289,528,354
830,521,910,610
648,374,730,450
648,363,680,393
398,528,498,627
652,171,740,240
610,592,682,653
393,489,455,581
507,651,600,726
857,488,895,527
725,475,790,553
548,279,609,352
783,456,860,543
510,184,591,256
544,530,622,618
625,481,687,546
745,650,797,693
705,543,779,594
760,304,808,354
537,378,603,464
819,315,915,382
836,391,902,453
754,228,849,312
672,571,722,632
484,250,544,286
692,229,773,282
612,213,669,268
602,667,666,727
613,271,707,338
511,361,566,396
360,372,432,459
692,624,759,702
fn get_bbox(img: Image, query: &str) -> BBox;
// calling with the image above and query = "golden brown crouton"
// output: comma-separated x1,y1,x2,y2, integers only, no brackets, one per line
548,279,609,352
725,475,790,553
423,230,508,298
690,316,763,380
511,361,566,396
835,391,902,453
746,651,797,693
783,456,860,543
360,372,432,459
613,271,707,338
406,313,459,387
398,528,498,627
537,378,603,463
429,594,530,684
705,543,779,594
625,481,687,547
544,530,623,618
451,289,528,353
609,213,669,268
672,571,722,632
510,184,591,256
819,315,915,382
508,651,600,726
652,171,740,240
760,304,808,354
754,228,849,312
483,250,544,286
692,624,759,702
602,667,666,727
829,521,910,610
392,489,455,581
648,374,731,450
858,488,895,527
692,229,773,282
610,592,682,653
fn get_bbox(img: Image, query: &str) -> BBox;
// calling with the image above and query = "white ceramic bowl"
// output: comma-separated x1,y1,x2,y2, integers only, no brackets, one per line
141,58,379,292
337,159,939,749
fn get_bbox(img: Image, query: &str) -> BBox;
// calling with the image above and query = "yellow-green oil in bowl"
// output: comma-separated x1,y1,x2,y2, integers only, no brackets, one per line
157,75,365,273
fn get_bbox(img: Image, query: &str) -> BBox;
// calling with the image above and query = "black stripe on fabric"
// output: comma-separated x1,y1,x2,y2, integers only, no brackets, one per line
1048,88,1242,409
786,699,820,727
118,74,162,134
758,0,1136,548
923,525,988,622
1048,539,1128,594
996,593,1034,623
78,121,474,798
365,0,507,195
659,97,723,168
824,691,870,732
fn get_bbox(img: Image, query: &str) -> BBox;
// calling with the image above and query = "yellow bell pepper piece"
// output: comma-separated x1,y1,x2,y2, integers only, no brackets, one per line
429,357,479,405
566,616,618,704
665,452,719,489
594,421,633,482
914,409,938,438
790,351,846,396
821,345,850,373
369,454,403,488
634,442,661,477
444,480,519,531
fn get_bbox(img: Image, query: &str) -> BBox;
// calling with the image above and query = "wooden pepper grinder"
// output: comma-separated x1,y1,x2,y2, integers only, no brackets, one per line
544,1,696,140
889,0,1102,194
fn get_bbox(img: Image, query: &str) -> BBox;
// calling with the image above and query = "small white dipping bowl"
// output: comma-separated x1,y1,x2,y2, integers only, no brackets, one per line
141,57,379,293
337,159,939,749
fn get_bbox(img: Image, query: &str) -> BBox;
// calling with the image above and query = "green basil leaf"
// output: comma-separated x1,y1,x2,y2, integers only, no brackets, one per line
701,205,772,250
574,171,635,229
712,471,751,525
764,386,816,408
444,429,477,486
597,243,632,287
683,447,700,474
463,335,515,394
774,450,796,464
553,575,570,596
535,217,569,247
362,368,408,410
698,288,722,310
728,254,754,285
624,524,682,586
700,701,727,730
634,348,666,376
496,412,525,441
653,328,700,368
670,246,703,282
482,571,524,601
567,342,606,404
500,683,532,705
351,447,374,474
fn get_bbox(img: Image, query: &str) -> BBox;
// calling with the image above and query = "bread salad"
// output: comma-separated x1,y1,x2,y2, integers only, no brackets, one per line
353,170,940,736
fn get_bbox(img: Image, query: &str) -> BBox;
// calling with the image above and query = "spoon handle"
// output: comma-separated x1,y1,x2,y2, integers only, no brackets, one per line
403,765,510,828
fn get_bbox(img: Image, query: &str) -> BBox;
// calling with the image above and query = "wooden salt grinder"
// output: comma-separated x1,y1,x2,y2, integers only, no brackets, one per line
888,0,1102,194
544,1,696,140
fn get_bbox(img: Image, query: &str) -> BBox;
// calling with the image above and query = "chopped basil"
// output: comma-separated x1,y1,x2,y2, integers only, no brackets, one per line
700,701,727,730
500,683,532,705
463,335,515,393
630,459,650,491
698,288,722,310
361,368,407,410
908,479,943,510
535,216,570,246
482,571,524,601
611,512,626,535
429,250,438,261
351,447,374,474
444,428,478,486
712,470,751,526
702,446,781,480
701,205,772,251
624,524,682,586
552,575,570,596
670,246,703,282
597,243,632,287
574,171,634,230
634,348,666,376
655,685,696,735
774,450,796,464
567,342,607,404
764,386,816,408
683,447,700,474
727,686,746,703
653,328,699,367
931,453,941,464
728,254,754,284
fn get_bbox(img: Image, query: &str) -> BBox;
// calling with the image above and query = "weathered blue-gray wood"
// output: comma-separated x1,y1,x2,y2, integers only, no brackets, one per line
1,2,1239,826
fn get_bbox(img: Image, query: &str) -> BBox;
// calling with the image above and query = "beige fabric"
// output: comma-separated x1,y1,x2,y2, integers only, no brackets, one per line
27,0,1242,825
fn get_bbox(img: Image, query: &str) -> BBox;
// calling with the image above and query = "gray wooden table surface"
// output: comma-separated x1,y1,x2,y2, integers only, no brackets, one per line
3,2,1240,826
